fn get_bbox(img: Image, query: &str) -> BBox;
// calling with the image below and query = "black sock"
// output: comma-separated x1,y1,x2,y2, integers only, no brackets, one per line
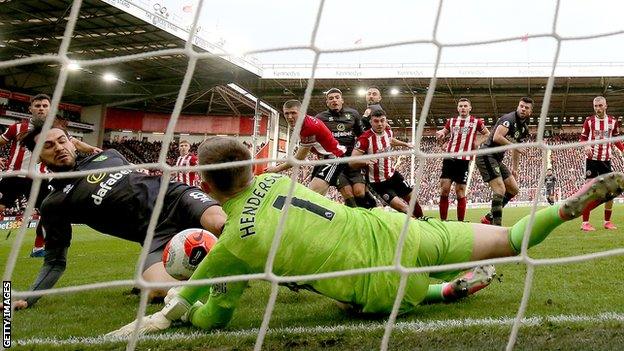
365,191,378,208
502,192,515,207
355,196,369,208
491,193,504,226
345,197,357,207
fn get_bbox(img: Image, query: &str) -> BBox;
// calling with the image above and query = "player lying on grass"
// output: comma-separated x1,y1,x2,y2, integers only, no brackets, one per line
109,136,624,336
12,127,226,309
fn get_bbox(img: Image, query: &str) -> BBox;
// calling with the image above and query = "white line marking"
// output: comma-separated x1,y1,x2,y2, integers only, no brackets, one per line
15,312,624,346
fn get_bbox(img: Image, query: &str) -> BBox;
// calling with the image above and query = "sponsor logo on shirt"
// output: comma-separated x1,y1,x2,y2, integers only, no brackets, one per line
87,173,106,184
90,170,132,205
188,191,213,203
332,131,352,138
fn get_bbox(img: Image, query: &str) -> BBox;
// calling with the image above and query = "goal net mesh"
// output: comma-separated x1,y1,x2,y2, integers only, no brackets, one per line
3,1,624,350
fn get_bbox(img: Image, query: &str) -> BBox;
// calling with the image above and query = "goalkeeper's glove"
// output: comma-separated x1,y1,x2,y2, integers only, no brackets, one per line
106,311,171,338
107,296,193,338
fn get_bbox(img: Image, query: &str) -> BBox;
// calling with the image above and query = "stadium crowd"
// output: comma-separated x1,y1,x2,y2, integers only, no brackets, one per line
104,132,621,206
1,132,620,216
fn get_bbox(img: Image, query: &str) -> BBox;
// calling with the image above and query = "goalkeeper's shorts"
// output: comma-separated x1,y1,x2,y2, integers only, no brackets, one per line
416,218,475,282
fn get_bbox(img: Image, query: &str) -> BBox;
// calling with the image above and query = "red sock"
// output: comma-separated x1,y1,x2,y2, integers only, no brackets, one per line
439,196,449,220
34,231,45,248
582,208,590,222
457,197,467,221
605,209,612,222
413,202,424,218
34,222,45,248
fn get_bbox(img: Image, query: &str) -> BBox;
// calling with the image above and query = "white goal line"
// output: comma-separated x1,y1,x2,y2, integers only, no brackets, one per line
15,312,624,347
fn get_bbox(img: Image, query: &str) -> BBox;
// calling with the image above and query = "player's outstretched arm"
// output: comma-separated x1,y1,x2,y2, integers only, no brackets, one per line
492,124,511,146
15,246,69,309
349,148,370,169
108,242,251,335
71,138,102,154
390,137,412,148
475,124,490,147
265,146,310,173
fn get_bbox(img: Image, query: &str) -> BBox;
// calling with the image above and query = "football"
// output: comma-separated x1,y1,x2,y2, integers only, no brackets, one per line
162,228,218,280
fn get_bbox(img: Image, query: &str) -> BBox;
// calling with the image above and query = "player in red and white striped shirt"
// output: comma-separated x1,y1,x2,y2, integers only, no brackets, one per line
435,98,489,221
350,109,423,217
174,140,199,187
266,100,347,195
579,96,624,231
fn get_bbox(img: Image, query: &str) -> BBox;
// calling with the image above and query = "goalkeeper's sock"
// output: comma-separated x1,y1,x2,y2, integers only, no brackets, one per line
439,195,449,220
508,205,564,253
423,283,445,303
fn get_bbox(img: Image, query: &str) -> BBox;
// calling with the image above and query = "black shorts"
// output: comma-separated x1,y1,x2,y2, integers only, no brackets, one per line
337,165,365,189
545,187,555,196
144,186,219,272
311,162,346,187
0,177,51,209
585,159,612,179
476,154,511,183
440,158,470,185
370,172,412,203
0,177,32,208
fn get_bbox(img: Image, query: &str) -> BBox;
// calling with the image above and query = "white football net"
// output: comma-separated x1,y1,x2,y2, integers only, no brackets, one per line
3,1,624,351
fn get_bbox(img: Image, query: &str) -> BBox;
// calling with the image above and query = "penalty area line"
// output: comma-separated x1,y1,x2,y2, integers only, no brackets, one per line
15,312,624,346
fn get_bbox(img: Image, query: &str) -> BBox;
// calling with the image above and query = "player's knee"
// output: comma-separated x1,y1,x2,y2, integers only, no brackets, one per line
440,185,451,196
353,186,365,198
339,187,354,198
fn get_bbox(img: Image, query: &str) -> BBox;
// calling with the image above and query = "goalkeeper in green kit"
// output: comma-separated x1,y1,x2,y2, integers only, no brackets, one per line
110,136,624,336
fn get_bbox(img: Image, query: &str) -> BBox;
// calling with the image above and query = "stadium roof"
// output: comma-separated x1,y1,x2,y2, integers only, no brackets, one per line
1,0,624,128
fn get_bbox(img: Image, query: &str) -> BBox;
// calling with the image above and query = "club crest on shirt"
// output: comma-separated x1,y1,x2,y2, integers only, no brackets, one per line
93,155,108,162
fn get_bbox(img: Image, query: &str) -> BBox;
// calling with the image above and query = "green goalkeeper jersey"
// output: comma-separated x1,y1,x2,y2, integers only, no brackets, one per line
179,173,430,330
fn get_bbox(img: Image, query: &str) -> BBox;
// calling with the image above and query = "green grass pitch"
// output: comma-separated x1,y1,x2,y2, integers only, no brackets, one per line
3,206,624,350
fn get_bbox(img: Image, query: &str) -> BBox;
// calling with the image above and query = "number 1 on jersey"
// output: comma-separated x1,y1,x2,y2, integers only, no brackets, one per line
272,195,335,220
